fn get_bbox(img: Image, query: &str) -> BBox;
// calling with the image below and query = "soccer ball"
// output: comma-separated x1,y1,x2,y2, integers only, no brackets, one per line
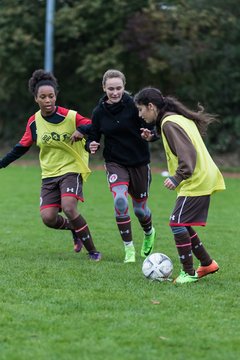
142,253,173,281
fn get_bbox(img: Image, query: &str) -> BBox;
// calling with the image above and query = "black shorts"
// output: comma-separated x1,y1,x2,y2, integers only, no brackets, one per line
40,173,84,210
169,195,210,227
105,162,151,200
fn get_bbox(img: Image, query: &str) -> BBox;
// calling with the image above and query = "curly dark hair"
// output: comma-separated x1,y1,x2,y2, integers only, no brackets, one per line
28,69,59,96
134,87,218,136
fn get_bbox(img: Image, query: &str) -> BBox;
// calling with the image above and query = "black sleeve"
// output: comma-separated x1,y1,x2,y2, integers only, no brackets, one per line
0,144,30,168
76,124,92,135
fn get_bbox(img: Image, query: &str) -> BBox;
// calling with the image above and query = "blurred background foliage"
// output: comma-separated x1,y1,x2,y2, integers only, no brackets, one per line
0,0,239,162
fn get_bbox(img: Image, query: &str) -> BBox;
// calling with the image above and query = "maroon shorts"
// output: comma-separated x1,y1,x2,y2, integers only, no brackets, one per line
105,162,151,200
40,173,84,210
169,195,210,227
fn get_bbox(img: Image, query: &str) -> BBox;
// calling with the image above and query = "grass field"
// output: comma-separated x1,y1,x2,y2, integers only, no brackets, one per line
0,165,239,360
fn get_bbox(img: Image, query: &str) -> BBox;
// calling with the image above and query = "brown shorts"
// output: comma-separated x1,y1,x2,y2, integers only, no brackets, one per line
105,162,151,200
40,173,84,210
169,195,210,227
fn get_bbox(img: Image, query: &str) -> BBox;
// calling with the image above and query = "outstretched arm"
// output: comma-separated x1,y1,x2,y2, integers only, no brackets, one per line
0,116,35,168
71,113,92,143
0,144,30,168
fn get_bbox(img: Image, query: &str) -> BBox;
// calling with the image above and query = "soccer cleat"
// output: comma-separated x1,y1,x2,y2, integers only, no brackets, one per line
141,227,156,258
174,270,198,284
71,230,83,253
124,245,136,263
88,251,102,261
196,260,219,278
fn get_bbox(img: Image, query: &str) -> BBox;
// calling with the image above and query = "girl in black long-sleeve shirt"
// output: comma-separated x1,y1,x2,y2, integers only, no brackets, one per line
82,69,157,263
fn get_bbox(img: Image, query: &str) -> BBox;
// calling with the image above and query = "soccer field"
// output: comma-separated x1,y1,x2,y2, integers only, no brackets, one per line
0,165,239,360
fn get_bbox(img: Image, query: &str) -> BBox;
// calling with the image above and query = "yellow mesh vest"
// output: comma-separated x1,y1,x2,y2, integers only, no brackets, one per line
35,109,90,181
161,115,225,196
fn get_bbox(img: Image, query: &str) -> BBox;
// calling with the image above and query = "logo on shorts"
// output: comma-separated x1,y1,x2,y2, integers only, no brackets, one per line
170,215,175,220
109,174,118,183
67,187,74,192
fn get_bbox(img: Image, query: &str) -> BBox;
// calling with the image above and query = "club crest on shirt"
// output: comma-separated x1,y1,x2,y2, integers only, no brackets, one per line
109,174,118,183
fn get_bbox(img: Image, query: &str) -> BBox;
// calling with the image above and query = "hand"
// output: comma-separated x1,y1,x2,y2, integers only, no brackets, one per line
89,141,100,154
140,128,153,141
70,130,84,144
164,177,176,190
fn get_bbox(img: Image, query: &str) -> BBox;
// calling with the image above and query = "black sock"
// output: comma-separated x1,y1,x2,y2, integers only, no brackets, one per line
174,231,195,275
187,227,212,266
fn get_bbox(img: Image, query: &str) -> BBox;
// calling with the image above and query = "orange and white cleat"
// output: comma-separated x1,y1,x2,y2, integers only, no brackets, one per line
196,260,219,278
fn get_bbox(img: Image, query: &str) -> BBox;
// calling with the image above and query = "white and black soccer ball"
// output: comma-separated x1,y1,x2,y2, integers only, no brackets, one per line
142,253,173,281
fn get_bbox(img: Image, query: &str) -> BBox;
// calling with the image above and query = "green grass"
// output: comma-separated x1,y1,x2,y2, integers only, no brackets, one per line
0,165,239,360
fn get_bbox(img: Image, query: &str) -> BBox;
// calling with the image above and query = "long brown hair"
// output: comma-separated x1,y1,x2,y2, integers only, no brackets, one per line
134,87,218,136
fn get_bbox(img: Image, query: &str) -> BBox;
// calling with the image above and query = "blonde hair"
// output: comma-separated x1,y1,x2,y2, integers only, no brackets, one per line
102,69,126,87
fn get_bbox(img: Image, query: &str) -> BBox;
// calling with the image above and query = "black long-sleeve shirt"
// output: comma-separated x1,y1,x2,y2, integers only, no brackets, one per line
86,92,153,167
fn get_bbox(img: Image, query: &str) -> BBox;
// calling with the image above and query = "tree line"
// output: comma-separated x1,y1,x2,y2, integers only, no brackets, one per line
0,0,239,157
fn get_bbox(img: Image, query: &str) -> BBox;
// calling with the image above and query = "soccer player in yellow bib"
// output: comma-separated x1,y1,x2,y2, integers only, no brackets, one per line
0,69,101,261
134,87,225,284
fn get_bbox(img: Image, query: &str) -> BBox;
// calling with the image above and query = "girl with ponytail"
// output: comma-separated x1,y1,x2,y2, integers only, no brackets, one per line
134,87,225,284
